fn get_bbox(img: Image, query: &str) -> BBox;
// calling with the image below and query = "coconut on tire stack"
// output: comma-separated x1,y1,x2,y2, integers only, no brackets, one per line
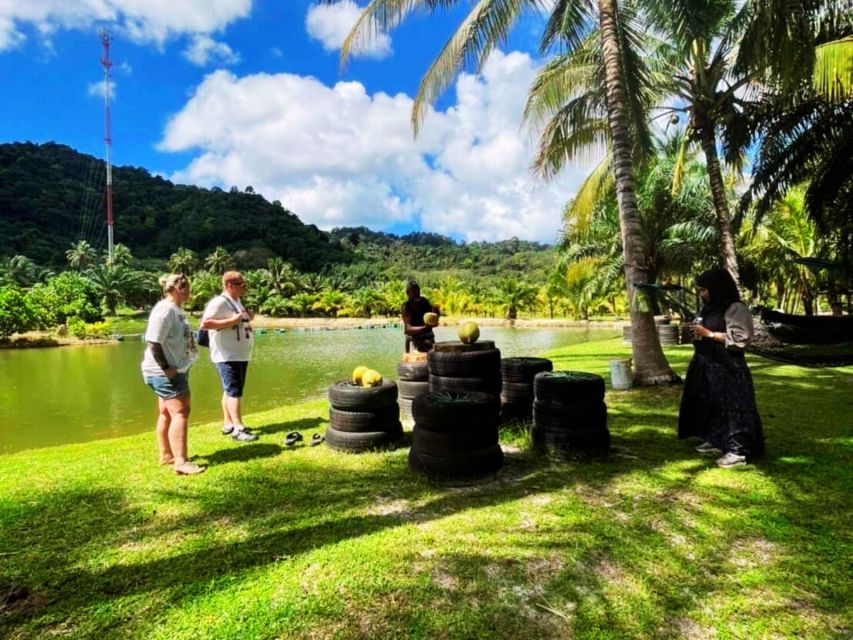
531,371,610,456
500,357,554,421
326,379,403,452
428,325,502,408
396,360,429,421
409,391,503,482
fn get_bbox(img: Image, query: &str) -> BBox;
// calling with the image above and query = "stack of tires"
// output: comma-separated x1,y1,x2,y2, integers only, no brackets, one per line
396,360,430,421
428,341,502,409
500,357,553,421
531,371,610,456
326,380,403,453
409,391,503,482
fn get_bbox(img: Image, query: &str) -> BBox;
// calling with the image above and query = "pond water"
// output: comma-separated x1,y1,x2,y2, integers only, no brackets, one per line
0,325,617,454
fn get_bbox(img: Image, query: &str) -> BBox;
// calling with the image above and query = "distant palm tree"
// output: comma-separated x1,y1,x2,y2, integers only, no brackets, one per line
106,243,133,268
204,246,235,274
66,240,97,271
168,248,198,276
2,255,52,288
86,264,140,316
260,258,299,297
492,277,538,320
312,289,347,317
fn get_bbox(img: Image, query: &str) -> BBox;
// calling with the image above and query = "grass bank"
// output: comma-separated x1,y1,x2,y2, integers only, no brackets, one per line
1,339,850,639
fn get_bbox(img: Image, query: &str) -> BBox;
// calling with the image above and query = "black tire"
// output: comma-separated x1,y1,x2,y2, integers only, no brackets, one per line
412,392,500,430
533,371,605,405
411,425,499,457
325,424,403,453
408,444,504,480
329,405,400,433
501,357,553,383
429,375,502,397
396,361,429,381
397,379,430,399
532,400,607,432
501,381,533,404
328,379,398,411
428,349,501,378
433,340,496,353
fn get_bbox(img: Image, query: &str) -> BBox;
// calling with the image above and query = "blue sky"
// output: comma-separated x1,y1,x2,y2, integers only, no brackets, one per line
0,1,598,243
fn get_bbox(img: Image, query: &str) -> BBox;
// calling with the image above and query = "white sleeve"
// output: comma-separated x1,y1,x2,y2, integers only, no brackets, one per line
201,296,227,321
725,303,754,349
144,304,172,344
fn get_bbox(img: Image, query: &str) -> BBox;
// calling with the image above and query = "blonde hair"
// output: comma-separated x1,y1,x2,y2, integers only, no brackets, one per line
222,270,243,287
159,273,190,294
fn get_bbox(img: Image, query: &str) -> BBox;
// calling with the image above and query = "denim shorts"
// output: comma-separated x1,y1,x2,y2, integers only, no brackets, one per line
145,372,190,399
215,361,249,398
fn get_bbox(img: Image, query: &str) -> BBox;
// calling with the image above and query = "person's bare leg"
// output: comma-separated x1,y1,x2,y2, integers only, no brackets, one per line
156,397,174,464
225,395,243,427
221,391,232,430
165,393,191,466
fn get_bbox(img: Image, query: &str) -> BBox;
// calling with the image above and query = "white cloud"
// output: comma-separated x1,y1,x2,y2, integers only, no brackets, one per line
0,0,252,51
305,1,391,59
87,79,116,100
183,34,240,66
160,50,598,243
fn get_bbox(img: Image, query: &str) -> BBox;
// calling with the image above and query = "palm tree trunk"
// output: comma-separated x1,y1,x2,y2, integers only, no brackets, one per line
698,131,740,283
598,0,676,385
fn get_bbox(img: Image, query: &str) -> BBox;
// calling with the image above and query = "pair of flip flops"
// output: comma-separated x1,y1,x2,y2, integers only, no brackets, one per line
284,432,325,447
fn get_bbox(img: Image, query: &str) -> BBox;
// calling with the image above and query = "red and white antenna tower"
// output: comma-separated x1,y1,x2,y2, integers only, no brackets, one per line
100,29,115,264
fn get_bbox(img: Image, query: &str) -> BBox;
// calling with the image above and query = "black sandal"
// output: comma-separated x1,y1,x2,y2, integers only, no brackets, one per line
284,431,303,446
311,433,325,447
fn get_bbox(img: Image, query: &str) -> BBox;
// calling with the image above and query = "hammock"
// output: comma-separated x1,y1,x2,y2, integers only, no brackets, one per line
635,284,853,368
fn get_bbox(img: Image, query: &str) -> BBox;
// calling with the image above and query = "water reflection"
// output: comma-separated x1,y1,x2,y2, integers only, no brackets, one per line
0,325,616,453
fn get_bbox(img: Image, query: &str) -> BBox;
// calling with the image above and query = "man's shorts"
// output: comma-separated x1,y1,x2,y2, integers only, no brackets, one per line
144,372,189,399
215,361,249,398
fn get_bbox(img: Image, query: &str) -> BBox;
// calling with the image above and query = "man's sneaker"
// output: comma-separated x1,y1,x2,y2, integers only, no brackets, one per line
233,429,258,442
716,452,747,468
696,441,722,455
222,424,235,436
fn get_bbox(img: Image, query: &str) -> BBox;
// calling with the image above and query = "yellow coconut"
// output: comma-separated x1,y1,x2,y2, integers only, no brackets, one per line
424,311,439,327
361,369,383,387
458,321,480,344
352,365,369,385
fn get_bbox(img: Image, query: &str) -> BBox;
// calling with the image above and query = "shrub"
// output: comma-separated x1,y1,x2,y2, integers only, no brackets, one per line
0,287,37,339
26,272,101,326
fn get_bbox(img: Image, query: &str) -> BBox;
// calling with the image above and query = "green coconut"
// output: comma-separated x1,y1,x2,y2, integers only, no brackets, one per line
458,321,480,344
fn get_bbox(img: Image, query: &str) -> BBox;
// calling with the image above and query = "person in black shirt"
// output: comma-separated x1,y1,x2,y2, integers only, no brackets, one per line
402,281,439,352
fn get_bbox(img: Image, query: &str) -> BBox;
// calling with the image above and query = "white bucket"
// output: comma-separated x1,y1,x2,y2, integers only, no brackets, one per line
609,358,633,390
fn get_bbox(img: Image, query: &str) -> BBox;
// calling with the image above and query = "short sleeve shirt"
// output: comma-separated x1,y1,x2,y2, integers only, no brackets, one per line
141,299,198,376
202,294,254,363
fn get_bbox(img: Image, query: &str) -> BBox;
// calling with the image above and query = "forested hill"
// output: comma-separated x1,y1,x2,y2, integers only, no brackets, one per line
328,227,554,279
0,142,554,279
0,142,350,271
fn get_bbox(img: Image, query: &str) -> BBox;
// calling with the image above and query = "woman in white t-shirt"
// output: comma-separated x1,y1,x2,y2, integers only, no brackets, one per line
141,273,204,475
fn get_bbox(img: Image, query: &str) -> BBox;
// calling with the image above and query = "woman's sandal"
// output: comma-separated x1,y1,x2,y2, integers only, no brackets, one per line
284,431,304,446
174,462,206,475
311,433,325,447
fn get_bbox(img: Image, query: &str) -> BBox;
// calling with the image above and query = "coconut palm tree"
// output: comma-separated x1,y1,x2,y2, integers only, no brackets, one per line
260,258,299,297
105,243,133,268
204,246,235,274
168,248,198,276
491,276,538,320
86,264,140,316
2,255,52,289
330,0,677,383
66,240,97,271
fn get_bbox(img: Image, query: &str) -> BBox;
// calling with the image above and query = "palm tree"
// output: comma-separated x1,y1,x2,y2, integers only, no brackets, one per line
260,258,299,297
86,264,140,316
312,289,347,317
332,0,677,383
66,240,97,271
2,255,52,288
204,246,235,274
491,276,538,320
168,248,198,276
106,243,133,268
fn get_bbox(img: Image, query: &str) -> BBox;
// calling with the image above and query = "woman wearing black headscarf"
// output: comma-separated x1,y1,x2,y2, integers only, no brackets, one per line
678,268,764,467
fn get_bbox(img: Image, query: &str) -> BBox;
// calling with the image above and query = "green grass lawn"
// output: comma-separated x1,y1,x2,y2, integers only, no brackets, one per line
1,339,851,639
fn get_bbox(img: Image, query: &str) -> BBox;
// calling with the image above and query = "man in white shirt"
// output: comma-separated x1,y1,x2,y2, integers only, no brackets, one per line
201,270,258,442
